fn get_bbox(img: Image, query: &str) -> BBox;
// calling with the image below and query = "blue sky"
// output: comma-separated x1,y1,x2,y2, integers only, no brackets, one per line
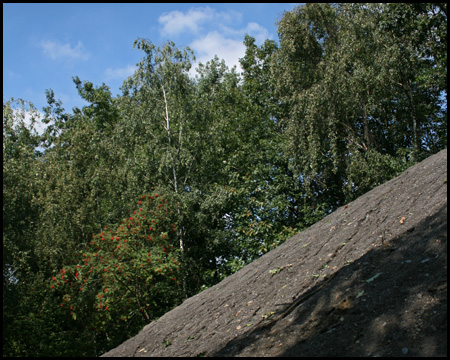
3,3,298,128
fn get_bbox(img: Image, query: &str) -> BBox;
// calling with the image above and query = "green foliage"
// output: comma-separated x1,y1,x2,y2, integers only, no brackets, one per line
3,4,446,356
3,99,41,270
274,3,446,211
50,194,181,350
3,99,44,356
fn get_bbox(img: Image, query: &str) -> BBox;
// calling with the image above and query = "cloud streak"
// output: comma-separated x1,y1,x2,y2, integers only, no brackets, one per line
40,40,89,61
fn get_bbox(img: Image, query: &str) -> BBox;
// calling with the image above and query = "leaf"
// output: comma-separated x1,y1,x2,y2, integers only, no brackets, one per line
269,267,282,275
366,272,383,283
163,339,172,348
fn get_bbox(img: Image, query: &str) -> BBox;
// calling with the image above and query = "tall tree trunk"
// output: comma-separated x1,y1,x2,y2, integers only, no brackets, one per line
402,80,419,161
161,85,187,298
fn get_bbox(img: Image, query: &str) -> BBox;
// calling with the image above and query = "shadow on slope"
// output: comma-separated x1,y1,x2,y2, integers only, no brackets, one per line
211,203,447,357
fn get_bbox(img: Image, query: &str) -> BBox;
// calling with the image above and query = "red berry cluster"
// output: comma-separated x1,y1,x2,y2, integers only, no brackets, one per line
50,194,181,329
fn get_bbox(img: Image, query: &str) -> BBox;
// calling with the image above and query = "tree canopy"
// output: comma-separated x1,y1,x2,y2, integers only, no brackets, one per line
3,3,446,356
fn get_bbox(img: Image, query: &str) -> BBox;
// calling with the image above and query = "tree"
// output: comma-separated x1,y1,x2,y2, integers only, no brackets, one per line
379,3,447,154
118,39,199,294
51,193,181,352
3,99,42,355
3,99,92,356
272,3,446,213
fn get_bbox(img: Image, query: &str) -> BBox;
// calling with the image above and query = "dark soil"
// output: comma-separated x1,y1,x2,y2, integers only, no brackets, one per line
102,149,447,357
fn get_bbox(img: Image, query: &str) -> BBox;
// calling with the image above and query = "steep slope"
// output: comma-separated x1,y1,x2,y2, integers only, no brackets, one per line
102,149,447,357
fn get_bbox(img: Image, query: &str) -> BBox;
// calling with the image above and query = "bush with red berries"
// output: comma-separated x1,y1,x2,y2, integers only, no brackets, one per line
50,193,181,333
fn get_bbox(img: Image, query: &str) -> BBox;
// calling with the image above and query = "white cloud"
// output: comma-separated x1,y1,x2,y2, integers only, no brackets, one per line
189,23,271,74
190,31,245,72
40,40,89,61
242,22,270,43
159,7,216,37
27,111,47,136
104,65,136,81
10,108,46,136
157,6,271,74
158,6,246,39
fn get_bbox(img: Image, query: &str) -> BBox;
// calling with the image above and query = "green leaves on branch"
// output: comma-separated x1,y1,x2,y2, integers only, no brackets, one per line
274,3,446,209
50,193,181,334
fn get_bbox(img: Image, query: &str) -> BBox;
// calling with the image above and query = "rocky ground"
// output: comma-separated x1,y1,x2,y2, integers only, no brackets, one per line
102,149,447,357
